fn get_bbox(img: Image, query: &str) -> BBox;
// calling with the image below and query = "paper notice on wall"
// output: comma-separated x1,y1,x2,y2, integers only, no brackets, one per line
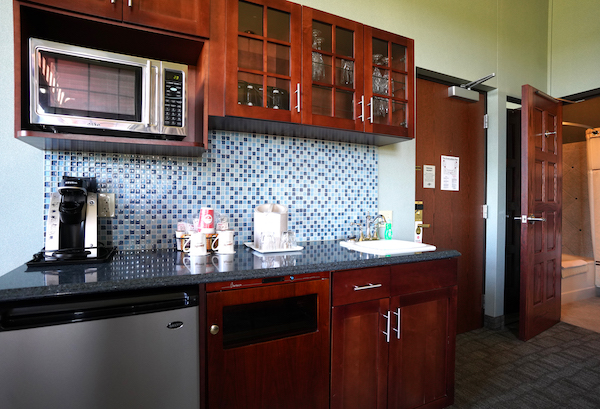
441,155,459,191
423,165,435,189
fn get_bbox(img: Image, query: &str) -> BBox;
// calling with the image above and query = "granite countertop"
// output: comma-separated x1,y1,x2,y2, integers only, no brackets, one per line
0,240,460,303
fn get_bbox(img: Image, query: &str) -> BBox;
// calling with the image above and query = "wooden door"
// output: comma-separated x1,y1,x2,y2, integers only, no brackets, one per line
301,8,364,132
123,0,210,37
518,85,563,341
363,27,414,139
224,0,302,123
206,279,330,409
388,287,457,409
331,299,389,409
415,78,486,334
26,0,122,20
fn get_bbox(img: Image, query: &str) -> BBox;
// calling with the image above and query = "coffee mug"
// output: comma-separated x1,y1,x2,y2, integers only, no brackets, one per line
212,254,235,272
183,232,207,256
212,230,235,254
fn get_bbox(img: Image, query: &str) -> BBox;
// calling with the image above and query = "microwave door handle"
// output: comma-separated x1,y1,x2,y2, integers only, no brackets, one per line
151,65,159,128
142,61,151,127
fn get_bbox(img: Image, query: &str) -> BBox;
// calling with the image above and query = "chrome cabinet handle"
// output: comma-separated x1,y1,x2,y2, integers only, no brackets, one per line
358,95,365,121
111,0,116,3
128,0,132,7
353,283,382,291
392,308,401,339
514,215,547,224
382,311,390,343
368,97,374,124
294,83,301,113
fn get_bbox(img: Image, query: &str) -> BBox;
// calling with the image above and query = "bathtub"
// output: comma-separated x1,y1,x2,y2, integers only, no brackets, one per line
561,254,596,305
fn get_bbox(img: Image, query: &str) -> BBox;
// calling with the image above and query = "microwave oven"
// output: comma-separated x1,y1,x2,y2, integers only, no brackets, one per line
29,38,188,140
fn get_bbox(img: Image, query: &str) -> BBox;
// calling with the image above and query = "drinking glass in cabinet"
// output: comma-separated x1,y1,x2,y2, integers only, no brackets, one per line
338,59,353,86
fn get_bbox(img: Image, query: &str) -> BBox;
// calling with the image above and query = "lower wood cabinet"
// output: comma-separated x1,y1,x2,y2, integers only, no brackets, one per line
206,274,330,409
331,259,458,409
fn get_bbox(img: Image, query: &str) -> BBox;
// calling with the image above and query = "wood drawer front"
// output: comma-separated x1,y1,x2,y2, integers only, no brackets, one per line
332,267,390,306
390,258,458,296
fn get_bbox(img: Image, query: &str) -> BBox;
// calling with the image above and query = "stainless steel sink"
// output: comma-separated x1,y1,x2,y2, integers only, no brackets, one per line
340,239,436,256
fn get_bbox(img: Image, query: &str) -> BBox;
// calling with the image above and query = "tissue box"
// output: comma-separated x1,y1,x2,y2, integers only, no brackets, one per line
254,203,288,249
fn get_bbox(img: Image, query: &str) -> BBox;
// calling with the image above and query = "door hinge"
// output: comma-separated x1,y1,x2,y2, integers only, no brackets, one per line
483,114,489,129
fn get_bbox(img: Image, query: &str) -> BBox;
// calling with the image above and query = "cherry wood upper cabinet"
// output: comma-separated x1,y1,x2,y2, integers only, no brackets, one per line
301,7,364,132
224,0,302,123
364,27,414,139
25,0,209,37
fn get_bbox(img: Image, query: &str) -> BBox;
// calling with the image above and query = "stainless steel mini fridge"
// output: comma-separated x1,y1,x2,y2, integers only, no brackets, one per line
0,287,200,409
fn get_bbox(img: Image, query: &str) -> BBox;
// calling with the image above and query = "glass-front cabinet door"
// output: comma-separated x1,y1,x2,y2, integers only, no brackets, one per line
364,27,414,138
225,0,302,123
302,8,364,131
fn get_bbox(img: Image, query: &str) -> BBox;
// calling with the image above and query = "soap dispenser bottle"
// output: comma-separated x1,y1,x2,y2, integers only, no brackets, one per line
384,223,393,240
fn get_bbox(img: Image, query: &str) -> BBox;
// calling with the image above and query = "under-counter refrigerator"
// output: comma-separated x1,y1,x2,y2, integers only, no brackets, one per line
0,287,201,409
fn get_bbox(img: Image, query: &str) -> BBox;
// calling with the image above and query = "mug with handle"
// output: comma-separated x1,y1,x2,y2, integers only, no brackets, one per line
212,230,235,254
184,232,207,256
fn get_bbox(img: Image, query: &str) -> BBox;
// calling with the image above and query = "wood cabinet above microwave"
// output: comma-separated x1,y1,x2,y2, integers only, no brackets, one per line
207,0,415,146
22,0,210,38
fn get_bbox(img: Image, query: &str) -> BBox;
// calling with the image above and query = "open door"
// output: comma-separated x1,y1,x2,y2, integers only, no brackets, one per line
519,84,563,341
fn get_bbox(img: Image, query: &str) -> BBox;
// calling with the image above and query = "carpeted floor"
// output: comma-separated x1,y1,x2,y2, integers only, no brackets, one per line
448,322,600,408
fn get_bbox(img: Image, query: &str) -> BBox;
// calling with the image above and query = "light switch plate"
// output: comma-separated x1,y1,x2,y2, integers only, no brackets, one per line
98,193,115,218
379,210,393,224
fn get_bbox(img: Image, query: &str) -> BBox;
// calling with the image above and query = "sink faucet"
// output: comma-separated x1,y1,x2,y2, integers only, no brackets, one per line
370,214,387,240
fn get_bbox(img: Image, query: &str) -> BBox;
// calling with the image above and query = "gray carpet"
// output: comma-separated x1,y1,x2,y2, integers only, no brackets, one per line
449,322,600,408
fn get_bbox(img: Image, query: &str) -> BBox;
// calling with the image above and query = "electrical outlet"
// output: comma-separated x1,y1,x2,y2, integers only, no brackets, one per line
98,193,115,218
379,210,393,224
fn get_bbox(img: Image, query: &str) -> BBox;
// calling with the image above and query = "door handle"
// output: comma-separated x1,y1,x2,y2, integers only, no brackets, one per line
415,223,430,234
392,308,401,339
382,311,391,343
294,83,301,113
353,283,382,291
514,215,546,224
358,95,365,121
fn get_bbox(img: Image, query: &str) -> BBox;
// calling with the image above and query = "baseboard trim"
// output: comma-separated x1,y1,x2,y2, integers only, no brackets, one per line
484,315,505,331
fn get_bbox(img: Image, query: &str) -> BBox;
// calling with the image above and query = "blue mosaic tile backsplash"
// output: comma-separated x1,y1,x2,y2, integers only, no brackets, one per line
44,130,379,250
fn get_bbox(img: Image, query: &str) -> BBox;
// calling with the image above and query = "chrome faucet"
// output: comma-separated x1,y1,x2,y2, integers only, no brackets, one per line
370,214,387,240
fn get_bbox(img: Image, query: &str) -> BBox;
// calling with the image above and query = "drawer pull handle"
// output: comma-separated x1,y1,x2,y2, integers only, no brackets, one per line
353,283,382,291
382,311,391,343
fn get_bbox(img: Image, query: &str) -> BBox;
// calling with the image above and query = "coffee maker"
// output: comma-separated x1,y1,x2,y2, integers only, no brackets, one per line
44,176,99,261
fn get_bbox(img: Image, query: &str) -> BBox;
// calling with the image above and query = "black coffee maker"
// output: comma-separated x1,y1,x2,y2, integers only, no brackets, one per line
44,176,99,260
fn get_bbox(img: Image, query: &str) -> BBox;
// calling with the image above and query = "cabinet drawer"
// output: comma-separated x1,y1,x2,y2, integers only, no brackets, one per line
390,258,458,296
332,267,390,306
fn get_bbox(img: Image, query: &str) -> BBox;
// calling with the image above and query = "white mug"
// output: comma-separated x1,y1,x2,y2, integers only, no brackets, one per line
212,254,235,272
212,230,235,254
183,232,207,256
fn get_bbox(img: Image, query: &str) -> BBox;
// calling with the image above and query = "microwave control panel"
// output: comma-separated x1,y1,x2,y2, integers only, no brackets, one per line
164,69,184,128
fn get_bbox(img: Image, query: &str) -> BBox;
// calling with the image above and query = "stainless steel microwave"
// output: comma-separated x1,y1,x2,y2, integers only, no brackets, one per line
29,38,188,140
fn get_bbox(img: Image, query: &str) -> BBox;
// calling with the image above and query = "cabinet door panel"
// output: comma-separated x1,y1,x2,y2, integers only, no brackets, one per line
28,0,122,20
388,287,457,409
124,0,210,37
225,0,302,123
302,7,364,132
207,279,330,409
364,26,414,139
331,298,389,409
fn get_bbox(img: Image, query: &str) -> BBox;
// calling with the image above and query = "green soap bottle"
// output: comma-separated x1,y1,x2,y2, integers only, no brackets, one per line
384,223,393,240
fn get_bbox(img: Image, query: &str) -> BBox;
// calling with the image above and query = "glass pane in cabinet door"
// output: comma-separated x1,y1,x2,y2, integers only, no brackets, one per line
335,90,353,119
267,8,290,41
238,37,263,71
373,67,389,95
238,72,264,107
372,38,389,66
372,96,389,125
312,53,332,84
266,77,290,110
312,85,332,117
239,1,263,36
335,27,353,58
312,21,332,53
336,58,354,87
267,43,290,75
391,101,407,128
392,72,406,99
392,43,407,71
